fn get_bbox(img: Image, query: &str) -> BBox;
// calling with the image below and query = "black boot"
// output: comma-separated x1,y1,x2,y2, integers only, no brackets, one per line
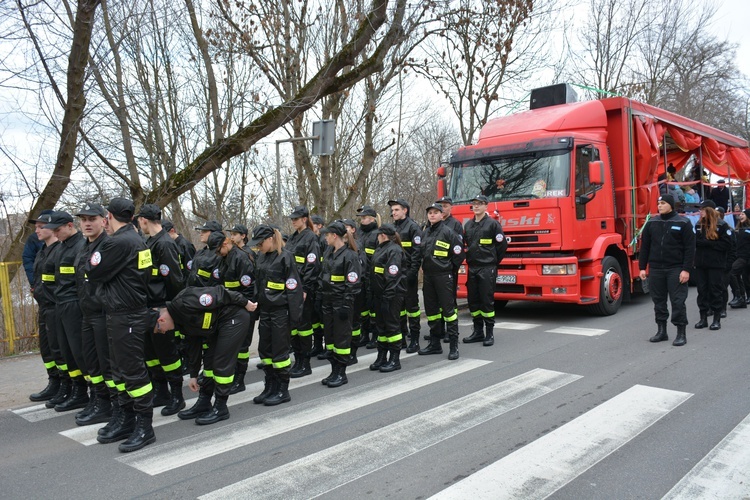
729,293,747,308
152,380,171,408
55,380,89,412
288,355,302,376
118,413,156,453
98,399,120,437
229,366,247,394
45,378,71,408
405,335,420,354
161,381,185,416
326,361,348,387
369,347,388,371
358,331,371,347
347,345,359,366
290,356,312,378
30,376,61,402
379,349,401,373
649,321,668,342
308,335,325,358
195,398,230,425
75,386,96,419
264,373,291,406
462,320,485,343
448,336,460,360
318,349,332,360
709,313,721,330
366,337,378,349
418,336,443,355
97,406,136,444
694,313,709,329
253,368,276,404
672,325,687,346
76,397,112,426
321,358,336,386
177,393,212,420
483,323,495,347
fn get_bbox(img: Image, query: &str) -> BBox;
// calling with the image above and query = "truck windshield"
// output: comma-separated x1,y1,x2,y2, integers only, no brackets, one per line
449,150,571,203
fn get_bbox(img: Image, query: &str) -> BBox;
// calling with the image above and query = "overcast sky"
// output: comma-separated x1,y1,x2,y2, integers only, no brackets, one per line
713,0,750,76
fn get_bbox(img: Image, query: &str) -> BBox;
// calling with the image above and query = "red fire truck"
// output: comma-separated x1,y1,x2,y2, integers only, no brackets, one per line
438,84,750,315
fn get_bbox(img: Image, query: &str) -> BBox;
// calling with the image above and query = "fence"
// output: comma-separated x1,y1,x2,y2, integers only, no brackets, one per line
0,262,38,356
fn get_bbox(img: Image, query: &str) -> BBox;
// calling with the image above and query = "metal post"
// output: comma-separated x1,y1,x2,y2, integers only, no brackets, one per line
0,262,17,354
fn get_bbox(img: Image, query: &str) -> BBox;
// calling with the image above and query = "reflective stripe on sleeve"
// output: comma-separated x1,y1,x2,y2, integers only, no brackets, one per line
295,255,305,263
202,312,212,329
197,269,211,278
224,281,240,288
479,238,492,245
267,281,284,290
374,267,384,274
59,266,75,274
331,275,345,282
42,274,55,282
138,249,153,269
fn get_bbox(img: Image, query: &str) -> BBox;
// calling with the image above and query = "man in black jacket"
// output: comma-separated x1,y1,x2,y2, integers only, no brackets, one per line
638,194,696,346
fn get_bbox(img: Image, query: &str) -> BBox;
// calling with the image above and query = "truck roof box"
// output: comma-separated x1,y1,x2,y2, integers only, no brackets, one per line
530,84,578,110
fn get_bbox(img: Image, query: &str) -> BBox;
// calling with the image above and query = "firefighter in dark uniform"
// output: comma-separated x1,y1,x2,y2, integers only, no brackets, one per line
187,220,224,287
73,203,114,425
155,286,256,424
29,211,64,403
418,204,464,360
162,220,196,273
309,214,327,357
318,221,361,387
436,196,464,343
462,195,508,346
716,207,734,317
368,224,406,372
285,206,321,377
343,218,367,364
46,211,89,412
87,198,155,453
388,199,423,352
639,194,695,346
355,205,381,349
729,209,750,309
137,204,186,417
250,225,304,406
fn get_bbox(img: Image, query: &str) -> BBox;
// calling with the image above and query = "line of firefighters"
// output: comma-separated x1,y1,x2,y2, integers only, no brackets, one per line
26,194,507,453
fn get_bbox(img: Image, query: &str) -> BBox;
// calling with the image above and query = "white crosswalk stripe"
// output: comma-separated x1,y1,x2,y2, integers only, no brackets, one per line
545,326,609,336
663,413,750,499
117,358,491,475
430,385,693,499
198,368,582,500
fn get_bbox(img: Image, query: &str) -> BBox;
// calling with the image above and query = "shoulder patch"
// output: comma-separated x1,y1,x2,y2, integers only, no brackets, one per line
306,252,317,263
186,260,193,270
347,271,359,283
388,264,399,275
413,235,421,245
727,229,733,235
212,268,220,279
90,251,101,266
453,245,462,255
159,264,170,276
240,275,252,286
199,293,213,306
285,278,298,290
495,233,503,242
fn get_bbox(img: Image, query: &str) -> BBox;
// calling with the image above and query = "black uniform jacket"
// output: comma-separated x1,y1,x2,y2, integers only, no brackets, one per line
166,286,249,338
75,232,107,317
695,220,733,270
638,210,696,272
146,229,185,306
286,228,321,294
370,240,406,300
318,245,362,309
443,215,464,242
464,214,507,268
32,241,60,307
187,247,221,287
422,220,465,276
393,217,423,280
175,234,196,271
357,222,380,266
218,245,255,300
54,230,85,304
735,225,750,261
85,223,151,313
254,249,304,328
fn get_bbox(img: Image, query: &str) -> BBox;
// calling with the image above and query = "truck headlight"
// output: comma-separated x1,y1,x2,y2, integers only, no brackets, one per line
542,264,577,275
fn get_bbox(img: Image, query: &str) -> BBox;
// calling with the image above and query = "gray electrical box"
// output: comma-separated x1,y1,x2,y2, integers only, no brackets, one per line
311,120,335,156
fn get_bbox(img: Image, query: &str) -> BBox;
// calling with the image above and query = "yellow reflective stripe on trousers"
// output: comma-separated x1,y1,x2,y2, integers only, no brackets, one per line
161,359,182,372
145,359,160,368
202,312,212,329
42,274,55,282
89,375,104,384
470,309,483,317
261,358,272,365
237,351,250,360
298,328,314,337
58,363,68,371
273,358,291,369
116,383,126,392
214,374,234,385
374,267,384,274
426,313,442,321
128,382,153,398
352,329,361,337
267,281,284,290
333,347,351,355
378,333,402,343
331,275,345,282
105,380,116,388
197,269,211,278
443,313,458,322
360,310,370,317
407,310,421,318
481,310,496,318
69,369,82,378
59,266,75,274
44,360,56,370
224,281,240,288
138,249,153,269
204,370,214,378
291,329,299,336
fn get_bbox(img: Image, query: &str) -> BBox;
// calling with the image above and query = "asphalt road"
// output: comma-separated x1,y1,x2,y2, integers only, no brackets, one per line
2,289,749,499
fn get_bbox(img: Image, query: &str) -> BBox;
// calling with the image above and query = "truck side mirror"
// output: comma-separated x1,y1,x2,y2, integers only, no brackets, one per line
589,160,604,185
437,166,446,178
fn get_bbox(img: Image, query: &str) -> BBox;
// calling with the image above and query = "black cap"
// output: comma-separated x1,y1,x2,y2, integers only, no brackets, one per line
107,197,136,220
717,179,726,184
311,215,325,226
743,209,750,219
320,220,347,236
206,231,226,251
436,196,453,205
356,205,377,217
717,207,726,215
30,209,55,224
229,223,248,235
195,220,222,232
248,225,275,247
471,195,489,204
75,203,107,217
700,199,716,209
342,218,357,228
426,203,443,213
658,194,675,210
387,199,410,210
376,223,396,236
289,205,310,219
135,203,161,221
161,220,175,232
43,211,74,229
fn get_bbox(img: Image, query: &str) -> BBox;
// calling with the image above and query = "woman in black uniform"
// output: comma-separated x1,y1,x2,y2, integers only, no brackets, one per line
694,200,733,331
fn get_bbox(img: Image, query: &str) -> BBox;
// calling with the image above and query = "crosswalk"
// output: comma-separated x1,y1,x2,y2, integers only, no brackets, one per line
8,350,750,498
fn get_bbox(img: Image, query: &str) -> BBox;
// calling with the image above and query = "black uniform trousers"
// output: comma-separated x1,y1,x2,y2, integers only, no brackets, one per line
203,311,250,400
257,307,292,379
467,266,497,329
648,267,688,326
694,267,725,315
322,302,352,365
291,294,315,357
351,286,365,345
55,300,86,385
423,273,459,339
730,258,750,298
37,305,59,377
376,295,404,349
106,310,153,415
400,281,421,339
363,282,376,340
81,313,112,399
235,313,257,372
144,328,183,384
42,306,66,380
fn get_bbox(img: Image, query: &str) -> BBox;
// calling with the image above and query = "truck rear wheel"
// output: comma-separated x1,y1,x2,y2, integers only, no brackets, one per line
588,256,623,316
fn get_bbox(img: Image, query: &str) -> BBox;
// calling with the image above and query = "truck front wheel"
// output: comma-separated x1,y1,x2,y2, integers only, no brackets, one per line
588,256,623,316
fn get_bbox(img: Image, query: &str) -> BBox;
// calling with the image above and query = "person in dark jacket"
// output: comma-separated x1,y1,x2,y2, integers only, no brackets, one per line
716,207,735,317
343,218,367,364
729,209,750,308
309,214,327,358
388,199,423,352
638,194,696,346
693,200,733,331
163,220,196,273
355,205,381,349
156,286,256,425
462,195,507,346
318,221,361,387
418,204,465,360
368,224,406,372
187,221,223,287
22,209,54,286
435,196,464,343
250,225,304,406
86,198,155,453
708,179,730,211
